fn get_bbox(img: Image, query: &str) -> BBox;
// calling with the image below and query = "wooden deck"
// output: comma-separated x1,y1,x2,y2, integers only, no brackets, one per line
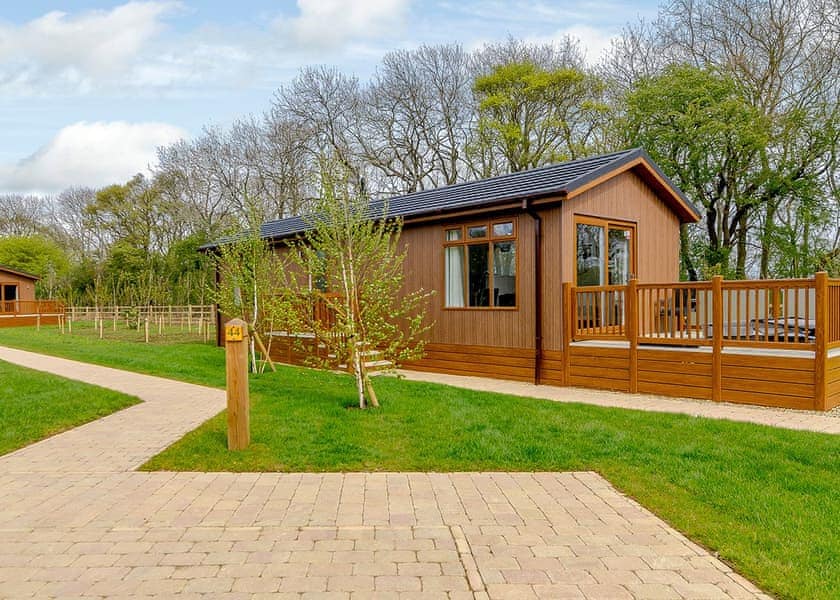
0,300,64,328
565,273,840,411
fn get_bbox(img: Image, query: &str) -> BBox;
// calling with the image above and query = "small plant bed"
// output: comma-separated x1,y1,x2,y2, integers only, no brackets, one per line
0,326,837,599
0,360,139,455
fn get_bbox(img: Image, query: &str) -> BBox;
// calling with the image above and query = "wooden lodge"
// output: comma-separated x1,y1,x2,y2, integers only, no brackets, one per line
0,264,64,328
210,148,840,411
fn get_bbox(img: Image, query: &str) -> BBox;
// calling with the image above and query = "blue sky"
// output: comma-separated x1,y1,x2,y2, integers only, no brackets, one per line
0,1,659,194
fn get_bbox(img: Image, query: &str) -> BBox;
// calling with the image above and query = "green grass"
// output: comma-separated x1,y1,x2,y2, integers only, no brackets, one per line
0,325,838,599
0,359,140,455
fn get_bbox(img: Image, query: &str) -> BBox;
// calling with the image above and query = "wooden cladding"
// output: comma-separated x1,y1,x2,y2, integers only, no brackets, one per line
402,343,536,382
827,354,840,410
566,345,629,392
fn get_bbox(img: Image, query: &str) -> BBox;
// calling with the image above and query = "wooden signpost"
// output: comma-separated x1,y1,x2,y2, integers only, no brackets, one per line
224,318,250,450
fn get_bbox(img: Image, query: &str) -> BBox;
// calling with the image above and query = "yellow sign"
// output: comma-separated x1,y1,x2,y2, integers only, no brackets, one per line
225,324,244,342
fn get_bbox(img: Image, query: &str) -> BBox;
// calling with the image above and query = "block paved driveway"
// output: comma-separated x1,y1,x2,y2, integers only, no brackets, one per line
0,346,770,599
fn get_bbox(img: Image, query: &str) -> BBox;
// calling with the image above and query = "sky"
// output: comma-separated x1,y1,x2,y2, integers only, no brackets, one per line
0,1,660,195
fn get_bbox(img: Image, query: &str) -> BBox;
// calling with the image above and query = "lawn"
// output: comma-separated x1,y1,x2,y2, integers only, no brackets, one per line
0,326,838,599
0,359,140,455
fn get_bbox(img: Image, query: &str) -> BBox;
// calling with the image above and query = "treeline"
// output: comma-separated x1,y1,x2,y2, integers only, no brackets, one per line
1,0,838,304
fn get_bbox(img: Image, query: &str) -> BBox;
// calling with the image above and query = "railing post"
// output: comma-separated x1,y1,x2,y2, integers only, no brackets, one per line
712,275,723,402
815,271,828,411
562,282,573,386
627,278,638,393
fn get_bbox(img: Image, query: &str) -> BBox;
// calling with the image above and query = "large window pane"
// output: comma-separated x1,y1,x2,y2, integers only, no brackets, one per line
444,246,465,307
608,228,631,285
576,223,604,286
467,243,490,307
493,242,516,306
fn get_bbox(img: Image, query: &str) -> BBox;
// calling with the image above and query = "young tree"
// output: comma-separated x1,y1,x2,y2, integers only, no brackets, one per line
211,218,283,373
280,166,432,409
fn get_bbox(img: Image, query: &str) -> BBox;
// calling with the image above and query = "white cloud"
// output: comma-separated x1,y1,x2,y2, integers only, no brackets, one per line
275,0,410,51
0,1,179,94
0,121,187,194
557,24,617,64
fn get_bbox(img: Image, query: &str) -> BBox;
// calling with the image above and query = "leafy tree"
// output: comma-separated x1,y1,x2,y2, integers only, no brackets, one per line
622,64,770,278
473,61,606,172
0,235,70,298
211,219,284,373
279,165,432,409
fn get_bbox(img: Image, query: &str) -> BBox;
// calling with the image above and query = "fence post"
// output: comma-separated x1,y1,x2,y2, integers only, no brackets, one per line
627,278,638,393
815,272,828,411
562,282,573,386
224,318,250,450
712,275,723,402
144,317,149,343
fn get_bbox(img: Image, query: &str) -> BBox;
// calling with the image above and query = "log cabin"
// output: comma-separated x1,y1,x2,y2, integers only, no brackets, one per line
0,264,63,328
208,148,840,411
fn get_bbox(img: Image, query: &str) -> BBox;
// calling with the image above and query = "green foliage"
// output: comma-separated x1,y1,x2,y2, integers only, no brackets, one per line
623,64,771,277
0,235,70,297
280,163,432,408
473,60,607,172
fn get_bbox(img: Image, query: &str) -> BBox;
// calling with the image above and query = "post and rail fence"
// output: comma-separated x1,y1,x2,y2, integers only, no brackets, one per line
65,304,215,329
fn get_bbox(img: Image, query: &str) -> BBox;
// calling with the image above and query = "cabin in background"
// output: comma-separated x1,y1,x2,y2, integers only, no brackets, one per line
0,264,64,328
208,148,840,411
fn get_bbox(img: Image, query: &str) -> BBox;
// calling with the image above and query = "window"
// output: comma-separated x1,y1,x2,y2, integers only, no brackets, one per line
444,220,517,308
575,217,635,287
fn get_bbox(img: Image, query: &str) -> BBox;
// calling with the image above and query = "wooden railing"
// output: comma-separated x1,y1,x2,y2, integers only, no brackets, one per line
636,281,711,346
0,300,65,315
572,285,626,339
571,274,837,351
829,280,840,349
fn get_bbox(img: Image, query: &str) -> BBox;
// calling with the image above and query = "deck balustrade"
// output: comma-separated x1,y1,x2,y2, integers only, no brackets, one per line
0,300,64,316
566,273,839,410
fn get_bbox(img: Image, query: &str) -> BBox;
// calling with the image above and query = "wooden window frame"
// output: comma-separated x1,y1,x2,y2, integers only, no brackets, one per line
443,217,519,311
574,215,637,287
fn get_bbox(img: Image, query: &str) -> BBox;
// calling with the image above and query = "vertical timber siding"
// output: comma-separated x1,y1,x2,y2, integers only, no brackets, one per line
559,170,681,287
826,353,840,410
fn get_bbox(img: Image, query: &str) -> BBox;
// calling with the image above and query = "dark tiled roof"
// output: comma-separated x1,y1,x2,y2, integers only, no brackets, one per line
203,148,697,249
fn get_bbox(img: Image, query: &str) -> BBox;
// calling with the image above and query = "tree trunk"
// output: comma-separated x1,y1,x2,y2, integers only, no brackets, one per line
759,201,777,279
352,343,366,409
735,212,749,279
679,224,699,281
361,360,380,408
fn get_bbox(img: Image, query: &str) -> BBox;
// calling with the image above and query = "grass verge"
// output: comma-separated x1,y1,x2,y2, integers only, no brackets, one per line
0,359,139,455
0,325,837,599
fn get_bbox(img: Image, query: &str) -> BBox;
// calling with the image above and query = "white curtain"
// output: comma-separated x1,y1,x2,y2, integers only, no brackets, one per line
445,246,465,307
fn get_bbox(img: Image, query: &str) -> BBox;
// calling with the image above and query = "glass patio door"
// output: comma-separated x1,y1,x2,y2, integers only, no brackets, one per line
576,220,634,329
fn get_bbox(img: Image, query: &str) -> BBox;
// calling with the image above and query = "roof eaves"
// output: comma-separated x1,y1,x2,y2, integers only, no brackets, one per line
0,263,40,280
